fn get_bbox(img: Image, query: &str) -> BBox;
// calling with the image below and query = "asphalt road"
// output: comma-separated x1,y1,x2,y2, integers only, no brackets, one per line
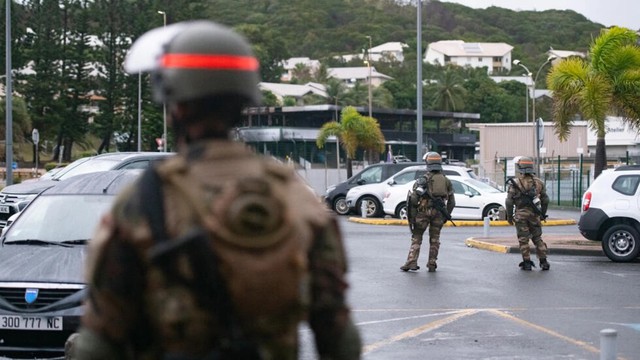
299,209,640,359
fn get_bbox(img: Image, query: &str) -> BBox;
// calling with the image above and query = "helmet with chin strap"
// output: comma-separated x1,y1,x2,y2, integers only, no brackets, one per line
516,156,535,174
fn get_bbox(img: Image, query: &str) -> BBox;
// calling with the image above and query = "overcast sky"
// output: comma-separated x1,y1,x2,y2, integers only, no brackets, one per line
438,0,640,30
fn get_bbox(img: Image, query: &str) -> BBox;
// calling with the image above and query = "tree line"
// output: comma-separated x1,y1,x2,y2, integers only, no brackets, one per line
0,0,610,164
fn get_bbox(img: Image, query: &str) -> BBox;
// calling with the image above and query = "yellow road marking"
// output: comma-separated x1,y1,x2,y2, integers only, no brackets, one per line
487,309,629,359
362,309,477,355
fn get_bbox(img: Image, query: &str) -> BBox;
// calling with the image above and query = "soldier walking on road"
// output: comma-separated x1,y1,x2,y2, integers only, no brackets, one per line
401,152,455,272
71,20,361,360
505,156,551,271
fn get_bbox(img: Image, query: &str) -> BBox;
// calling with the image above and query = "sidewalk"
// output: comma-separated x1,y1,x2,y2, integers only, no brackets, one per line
348,216,603,256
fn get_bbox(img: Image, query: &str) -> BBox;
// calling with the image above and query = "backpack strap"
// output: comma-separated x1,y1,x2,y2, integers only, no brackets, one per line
138,166,168,242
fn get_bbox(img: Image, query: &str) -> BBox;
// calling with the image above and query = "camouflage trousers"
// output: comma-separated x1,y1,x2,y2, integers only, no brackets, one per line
514,214,548,261
404,211,445,267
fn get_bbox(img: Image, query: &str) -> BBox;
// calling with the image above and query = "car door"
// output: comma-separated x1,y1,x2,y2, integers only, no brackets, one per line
450,179,482,219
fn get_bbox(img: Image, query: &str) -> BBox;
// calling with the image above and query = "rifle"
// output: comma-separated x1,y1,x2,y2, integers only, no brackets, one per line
506,177,547,220
419,176,457,227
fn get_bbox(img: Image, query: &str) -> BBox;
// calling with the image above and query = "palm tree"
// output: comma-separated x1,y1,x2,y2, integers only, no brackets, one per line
316,106,386,178
547,26,640,178
431,66,466,112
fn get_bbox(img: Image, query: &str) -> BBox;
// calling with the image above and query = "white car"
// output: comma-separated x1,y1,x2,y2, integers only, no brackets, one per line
383,177,506,221
346,165,478,218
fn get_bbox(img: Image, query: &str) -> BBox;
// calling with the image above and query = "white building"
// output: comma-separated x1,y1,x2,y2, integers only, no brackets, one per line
280,57,321,82
424,40,514,74
335,42,409,63
327,66,393,87
259,82,327,105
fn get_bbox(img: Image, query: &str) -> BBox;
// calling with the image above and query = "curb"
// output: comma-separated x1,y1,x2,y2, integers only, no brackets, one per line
348,217,577,227
464,237,604,256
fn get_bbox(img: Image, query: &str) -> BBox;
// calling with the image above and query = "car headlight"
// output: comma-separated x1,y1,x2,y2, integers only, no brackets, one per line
325,185,336,195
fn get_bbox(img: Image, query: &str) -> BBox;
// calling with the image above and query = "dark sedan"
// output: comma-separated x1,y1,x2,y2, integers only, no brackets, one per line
0,169,142,358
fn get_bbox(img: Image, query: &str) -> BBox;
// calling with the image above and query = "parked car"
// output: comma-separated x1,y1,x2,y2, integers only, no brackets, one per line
323,161,423,215
0,151,172,228
0,169,142,358
346,165,478,218
579,165,640,262
383,177,506,221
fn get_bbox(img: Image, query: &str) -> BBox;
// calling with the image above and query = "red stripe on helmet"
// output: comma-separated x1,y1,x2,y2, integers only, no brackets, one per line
161,54,259,71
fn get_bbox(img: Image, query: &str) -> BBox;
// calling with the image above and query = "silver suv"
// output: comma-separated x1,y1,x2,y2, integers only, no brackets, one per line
578,165,640,262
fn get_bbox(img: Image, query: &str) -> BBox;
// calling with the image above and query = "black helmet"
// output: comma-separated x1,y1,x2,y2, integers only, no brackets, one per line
516,156,535,174
124,20,260,105
423,152,442,171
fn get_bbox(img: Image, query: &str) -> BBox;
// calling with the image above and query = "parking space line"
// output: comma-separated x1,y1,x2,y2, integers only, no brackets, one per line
487,309,624,358
362,309,477,355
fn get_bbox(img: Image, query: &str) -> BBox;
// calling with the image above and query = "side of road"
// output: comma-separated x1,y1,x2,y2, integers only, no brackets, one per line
348,216,603,256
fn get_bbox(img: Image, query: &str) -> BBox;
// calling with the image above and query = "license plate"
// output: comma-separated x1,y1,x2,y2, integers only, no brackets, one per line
0,206,9,214
0,315,63,331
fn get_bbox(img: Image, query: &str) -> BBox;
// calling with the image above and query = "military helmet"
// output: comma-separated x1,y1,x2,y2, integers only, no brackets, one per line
516,156,535,174
125,21,261,105
423,152,443,171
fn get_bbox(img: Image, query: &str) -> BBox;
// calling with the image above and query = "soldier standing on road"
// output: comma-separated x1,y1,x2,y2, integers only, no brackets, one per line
505,156,551,271
401,152,455,272
70,20,361,360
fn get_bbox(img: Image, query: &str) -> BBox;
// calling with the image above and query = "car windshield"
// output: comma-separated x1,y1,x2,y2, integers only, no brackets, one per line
52,157,121,181
3,194,114,244
464,178,504,193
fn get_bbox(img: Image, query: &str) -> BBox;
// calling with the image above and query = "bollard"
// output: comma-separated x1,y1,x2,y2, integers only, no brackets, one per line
483,216,490,237
360,200,367,218
599,328,617,360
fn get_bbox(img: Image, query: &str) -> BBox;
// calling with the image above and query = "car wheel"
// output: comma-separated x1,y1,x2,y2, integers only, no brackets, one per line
333,196,350,215
483,204,502,221
601,224,640,262
396,202,408,220
358,196,381,218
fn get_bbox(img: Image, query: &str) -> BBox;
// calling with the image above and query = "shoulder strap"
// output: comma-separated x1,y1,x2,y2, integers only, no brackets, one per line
138,166,168,243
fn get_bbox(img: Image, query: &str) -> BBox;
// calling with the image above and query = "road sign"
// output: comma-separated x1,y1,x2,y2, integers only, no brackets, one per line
32,129,39,145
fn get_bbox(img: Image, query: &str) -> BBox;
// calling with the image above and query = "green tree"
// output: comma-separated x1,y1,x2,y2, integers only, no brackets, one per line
316,106,385,178
547,27,640,178
429,66,466,112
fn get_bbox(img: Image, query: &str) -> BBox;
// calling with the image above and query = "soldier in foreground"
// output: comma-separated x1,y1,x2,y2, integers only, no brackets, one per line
401,152,455,272
505,156,551,271
71,20,361,359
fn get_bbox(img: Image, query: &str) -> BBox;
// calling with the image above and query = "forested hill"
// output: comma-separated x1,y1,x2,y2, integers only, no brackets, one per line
207,0,605,65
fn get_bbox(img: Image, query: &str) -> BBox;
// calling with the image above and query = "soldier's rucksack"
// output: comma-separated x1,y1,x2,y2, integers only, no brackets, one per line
140,155,321,340
427,172,449,197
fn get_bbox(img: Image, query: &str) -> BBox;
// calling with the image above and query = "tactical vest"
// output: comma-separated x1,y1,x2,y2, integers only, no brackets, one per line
513,175,542,210
428,172,449,197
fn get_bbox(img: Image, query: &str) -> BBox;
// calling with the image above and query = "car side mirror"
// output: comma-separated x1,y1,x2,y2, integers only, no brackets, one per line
357,179,366,185
465,191,474,197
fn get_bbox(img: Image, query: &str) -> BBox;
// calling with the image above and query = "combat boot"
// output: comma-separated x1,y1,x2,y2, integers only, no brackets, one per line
540,258,550,271
519,260,534,271
427,260,437,272
400,262,420,272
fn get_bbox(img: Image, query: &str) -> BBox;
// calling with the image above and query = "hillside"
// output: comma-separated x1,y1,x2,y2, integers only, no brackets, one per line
206,0,604,65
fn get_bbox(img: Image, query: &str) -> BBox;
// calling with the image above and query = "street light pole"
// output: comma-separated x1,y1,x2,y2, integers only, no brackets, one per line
365,35,372,119
532,55,557,176
157,10,167,152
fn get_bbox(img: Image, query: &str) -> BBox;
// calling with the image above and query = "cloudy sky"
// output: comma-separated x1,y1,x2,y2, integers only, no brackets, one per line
438,0,640,30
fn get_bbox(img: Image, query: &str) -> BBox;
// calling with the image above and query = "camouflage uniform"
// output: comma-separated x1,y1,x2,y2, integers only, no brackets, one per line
72,141,361,359
505,173,550,270
401,171,455,272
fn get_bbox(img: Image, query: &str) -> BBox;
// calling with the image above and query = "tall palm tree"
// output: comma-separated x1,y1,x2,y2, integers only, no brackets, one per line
431,67,466,112
547,26,640,178
316,106,386,178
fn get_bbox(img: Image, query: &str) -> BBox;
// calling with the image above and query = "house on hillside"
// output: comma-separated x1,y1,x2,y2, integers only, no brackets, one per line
280,57,321,82
259,82,327,105
424,40,514,74
547,47,586,63
327,67,393,87
335,42,409,63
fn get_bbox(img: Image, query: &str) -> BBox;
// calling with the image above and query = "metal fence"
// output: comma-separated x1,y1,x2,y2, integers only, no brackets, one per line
477,155,637,209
